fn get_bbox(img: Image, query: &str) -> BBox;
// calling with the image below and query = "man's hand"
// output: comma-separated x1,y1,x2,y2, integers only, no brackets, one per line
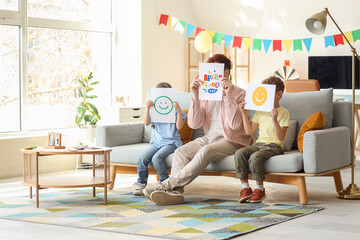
221,76,234,95
191,75,202,100
270,108,278,121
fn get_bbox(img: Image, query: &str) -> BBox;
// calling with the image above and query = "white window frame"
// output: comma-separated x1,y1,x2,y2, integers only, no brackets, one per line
0,0,116,136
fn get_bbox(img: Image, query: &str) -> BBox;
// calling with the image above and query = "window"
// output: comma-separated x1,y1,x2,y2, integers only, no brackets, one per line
0,0,113,133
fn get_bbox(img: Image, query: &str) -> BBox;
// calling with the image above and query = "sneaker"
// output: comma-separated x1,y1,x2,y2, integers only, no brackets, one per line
142,183,166,200
150,190,184,206
239,187,253,203
249,189,266,203
132,182,147,196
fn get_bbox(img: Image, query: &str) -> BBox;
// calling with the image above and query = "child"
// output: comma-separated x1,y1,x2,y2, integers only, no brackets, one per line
133,82,187,196
235,76,290,203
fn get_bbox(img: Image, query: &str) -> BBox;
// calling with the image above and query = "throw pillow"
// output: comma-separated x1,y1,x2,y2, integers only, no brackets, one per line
283,120,298,151
297,111,326,152
179,109,193,144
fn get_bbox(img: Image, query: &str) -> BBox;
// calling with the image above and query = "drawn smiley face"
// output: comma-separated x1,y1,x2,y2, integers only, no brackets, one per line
252,86,268,106
154,96,174,115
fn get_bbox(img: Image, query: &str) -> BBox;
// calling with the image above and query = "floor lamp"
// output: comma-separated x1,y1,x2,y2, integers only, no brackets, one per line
306,8,360,199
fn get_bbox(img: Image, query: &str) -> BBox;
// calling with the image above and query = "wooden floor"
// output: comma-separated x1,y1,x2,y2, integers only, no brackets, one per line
1,163,360,240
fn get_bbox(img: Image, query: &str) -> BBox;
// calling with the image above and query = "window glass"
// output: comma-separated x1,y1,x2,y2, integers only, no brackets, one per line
27,27,111,130
0,25,20,133
0,0,17,11
27,0,111,24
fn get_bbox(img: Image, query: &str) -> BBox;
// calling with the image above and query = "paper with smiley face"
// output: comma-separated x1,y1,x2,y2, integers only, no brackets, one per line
149,88,176,123
244,83,276,112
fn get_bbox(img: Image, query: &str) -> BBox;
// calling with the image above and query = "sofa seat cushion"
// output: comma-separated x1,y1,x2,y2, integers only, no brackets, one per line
111,143,150,164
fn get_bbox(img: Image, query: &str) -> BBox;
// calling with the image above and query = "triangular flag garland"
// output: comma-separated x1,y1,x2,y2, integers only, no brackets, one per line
158,13,360,54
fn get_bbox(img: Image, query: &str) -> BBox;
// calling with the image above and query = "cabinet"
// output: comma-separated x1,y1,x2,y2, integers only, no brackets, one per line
119,106,145,123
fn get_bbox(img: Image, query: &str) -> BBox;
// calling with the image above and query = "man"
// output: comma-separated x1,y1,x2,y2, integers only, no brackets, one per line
143,54,255,205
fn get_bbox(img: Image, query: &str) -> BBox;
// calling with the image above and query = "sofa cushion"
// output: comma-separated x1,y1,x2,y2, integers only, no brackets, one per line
283,120,297,151
111,143,150,164
179,109,193,144
297,111,326,152
280,88,333,147
143,125,153,143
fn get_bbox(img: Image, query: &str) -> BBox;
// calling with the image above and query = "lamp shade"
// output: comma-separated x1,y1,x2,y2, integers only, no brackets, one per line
305,10,327,35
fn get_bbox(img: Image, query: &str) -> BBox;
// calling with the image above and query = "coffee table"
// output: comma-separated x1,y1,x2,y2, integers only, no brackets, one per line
21,147,112,207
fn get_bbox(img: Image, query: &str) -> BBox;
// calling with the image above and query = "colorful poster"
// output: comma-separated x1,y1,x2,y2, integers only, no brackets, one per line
244,83,276,112
199,63,224,101
149,88,176,123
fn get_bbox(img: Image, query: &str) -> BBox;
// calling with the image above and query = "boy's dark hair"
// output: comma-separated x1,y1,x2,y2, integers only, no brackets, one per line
156,82,172,88
207,54,232,72
262,76,285,92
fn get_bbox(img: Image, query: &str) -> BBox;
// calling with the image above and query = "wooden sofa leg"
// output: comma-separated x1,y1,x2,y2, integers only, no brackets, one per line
108,165,116,190
333,171,344,193
297,176,308,205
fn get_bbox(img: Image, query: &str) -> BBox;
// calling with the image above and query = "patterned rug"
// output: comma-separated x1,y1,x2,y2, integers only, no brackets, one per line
0,188,323,240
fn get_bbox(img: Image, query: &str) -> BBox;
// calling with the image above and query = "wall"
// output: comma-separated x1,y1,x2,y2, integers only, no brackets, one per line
141,0,197,103
0,132,78,179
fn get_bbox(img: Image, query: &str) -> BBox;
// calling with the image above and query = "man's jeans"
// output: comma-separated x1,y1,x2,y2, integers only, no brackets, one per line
137,144,176,184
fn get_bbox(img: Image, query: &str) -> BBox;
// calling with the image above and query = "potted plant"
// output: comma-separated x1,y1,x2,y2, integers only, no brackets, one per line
75,72,101,144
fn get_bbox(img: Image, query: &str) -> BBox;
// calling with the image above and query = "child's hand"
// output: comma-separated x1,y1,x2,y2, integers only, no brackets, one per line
221,76,234,95
173,101,181,112
239,101,250,115
146,100,154,109
270,108,278,121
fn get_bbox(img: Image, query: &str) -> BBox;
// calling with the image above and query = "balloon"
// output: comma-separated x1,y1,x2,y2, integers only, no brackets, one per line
194,31,212,53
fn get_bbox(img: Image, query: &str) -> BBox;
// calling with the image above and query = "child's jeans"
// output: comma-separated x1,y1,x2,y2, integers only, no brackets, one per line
137,144,177,184
234,142,284,181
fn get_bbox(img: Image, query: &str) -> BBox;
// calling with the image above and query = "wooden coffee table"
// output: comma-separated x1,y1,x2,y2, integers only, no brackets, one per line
21,147,112,208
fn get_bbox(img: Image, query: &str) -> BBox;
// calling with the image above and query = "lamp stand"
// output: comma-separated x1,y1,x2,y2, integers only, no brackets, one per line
323,8,360,199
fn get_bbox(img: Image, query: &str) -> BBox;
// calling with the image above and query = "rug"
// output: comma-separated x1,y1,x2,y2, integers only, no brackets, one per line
0,188,323,240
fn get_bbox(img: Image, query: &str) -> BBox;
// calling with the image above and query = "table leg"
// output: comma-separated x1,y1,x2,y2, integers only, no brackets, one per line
30,187,32,199
35,153,39,208
104,152,108,205
93,154,96,197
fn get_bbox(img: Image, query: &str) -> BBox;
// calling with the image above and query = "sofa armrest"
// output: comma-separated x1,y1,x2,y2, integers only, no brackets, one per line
96,122,144,147
303,126,351,173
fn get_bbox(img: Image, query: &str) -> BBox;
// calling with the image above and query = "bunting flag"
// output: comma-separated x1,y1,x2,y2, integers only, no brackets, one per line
158,14,360,54
283,40,292,53
324,36,335,48
293,39,302,51
243,38,253,51
334,34,344,46
159,14,169,26
174,20,186,33
186,23,196,37
273,40,282,52
302,38,312,52
195,27,204,36
213,32,223,45
233,36,243,48
263,39,272,53
168,16,172,30
352,29,360,42
253,39,262,51
344,32,354,44
224,34,234,49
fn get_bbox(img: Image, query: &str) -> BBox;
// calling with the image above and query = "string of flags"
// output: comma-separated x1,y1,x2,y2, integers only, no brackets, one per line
159,13,360,53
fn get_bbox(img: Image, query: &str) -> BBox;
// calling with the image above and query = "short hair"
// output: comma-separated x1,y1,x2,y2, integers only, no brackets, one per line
156,82,172,88
262,76,285,92
207,54,232,72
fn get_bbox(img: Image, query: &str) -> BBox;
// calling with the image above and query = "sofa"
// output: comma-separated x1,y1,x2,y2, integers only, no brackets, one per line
96,88,352,204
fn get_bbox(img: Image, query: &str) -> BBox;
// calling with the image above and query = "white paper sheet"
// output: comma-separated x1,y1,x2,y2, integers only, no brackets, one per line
199,63,224,101
244,83,276,112
149,88,176,123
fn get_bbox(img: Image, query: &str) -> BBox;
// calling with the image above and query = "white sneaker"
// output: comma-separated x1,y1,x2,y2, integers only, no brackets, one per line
132,182,147,196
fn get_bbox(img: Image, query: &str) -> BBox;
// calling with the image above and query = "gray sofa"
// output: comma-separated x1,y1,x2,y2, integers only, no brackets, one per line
96,88,352,204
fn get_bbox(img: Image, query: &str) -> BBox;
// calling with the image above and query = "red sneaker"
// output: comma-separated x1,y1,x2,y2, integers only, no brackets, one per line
249,189,266,203
239,188,253,203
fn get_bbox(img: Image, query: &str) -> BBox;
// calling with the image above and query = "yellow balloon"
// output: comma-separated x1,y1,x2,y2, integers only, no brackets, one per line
194,31,212,53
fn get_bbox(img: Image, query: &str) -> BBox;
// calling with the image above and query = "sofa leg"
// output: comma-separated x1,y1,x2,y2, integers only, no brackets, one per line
333,171,343,193
297,176,308,205
108,165,116,190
